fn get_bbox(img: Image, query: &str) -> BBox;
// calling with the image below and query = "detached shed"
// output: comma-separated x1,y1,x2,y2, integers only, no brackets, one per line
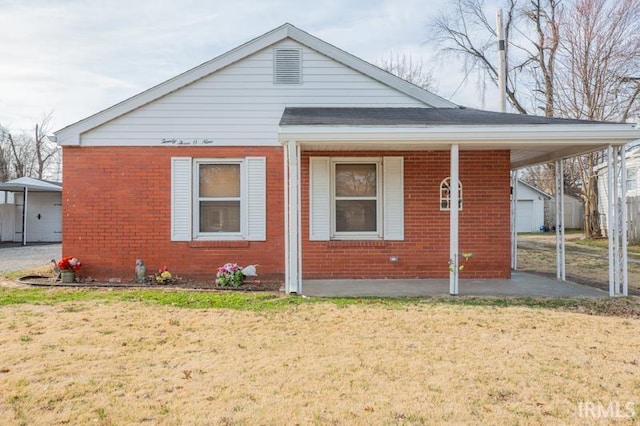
515,180,551,233
0,177,62,244
546,194,585,230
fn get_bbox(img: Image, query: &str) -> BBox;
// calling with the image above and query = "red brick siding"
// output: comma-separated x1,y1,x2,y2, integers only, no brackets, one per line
64,147,511,282
300,151,512,279
62,146,285,282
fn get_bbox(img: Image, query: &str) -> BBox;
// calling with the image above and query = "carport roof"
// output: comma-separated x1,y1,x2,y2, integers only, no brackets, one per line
0,177,62,192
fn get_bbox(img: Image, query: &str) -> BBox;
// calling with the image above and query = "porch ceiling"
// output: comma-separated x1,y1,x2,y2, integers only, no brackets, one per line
278,107,639,169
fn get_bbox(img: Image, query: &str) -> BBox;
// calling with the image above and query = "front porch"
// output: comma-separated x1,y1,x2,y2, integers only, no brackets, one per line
302,271,606,298
280,107,639,296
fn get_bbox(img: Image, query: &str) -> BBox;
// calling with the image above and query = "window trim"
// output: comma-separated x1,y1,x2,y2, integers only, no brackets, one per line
330,157,383,240
193,158,246,240
440,177,463,211
626,167,637,192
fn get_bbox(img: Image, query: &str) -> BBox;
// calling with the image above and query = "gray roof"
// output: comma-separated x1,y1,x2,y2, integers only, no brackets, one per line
280,107,616,126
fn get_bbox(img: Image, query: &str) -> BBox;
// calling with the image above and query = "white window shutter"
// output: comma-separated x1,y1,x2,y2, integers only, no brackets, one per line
309,157,330,241
171,157,192,241
246,157,266,241
383,157,404,240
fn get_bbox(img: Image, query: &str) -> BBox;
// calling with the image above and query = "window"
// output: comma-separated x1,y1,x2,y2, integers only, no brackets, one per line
197,162,242,234
333,161,380,237
309,156,404,241
170,157,266,242
626,167,637,192
440,177,463,210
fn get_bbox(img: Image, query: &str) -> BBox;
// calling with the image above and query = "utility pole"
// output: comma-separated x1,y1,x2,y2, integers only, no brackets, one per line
497,9,507,112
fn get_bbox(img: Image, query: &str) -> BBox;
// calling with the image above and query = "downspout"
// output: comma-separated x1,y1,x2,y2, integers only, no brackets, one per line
22,187,28,246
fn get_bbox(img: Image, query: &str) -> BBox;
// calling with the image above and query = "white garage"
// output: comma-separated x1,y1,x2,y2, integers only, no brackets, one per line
0,177,62,244
515,180,551,233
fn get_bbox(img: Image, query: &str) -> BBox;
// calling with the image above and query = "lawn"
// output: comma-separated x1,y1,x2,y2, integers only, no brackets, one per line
517,234,640,293
0,288,639,425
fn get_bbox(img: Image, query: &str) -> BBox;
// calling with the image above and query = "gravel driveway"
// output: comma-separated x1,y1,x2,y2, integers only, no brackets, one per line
0,243,61,273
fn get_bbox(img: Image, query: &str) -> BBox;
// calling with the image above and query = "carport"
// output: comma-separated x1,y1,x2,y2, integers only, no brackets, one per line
0,177,62,245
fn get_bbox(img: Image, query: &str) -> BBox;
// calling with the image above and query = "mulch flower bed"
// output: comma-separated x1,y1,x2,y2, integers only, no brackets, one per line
18,275,283,292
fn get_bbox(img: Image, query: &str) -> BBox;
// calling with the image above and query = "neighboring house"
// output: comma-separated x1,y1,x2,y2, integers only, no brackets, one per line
598,147,640,242
545,194,585,230
0,177,63,243
515,180,551,233
54,24,639,293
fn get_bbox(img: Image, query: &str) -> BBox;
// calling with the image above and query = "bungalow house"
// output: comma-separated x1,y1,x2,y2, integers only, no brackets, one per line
55,24,638,295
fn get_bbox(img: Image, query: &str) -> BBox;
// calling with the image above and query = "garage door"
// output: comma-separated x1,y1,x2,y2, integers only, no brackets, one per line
516,200,534,233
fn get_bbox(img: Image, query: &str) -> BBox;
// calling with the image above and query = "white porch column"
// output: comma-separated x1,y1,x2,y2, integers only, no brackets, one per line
22,187,28,246
511,171,518,270
621,149,628,296
607,145,615,295
555,159,565,281
607,145,628,296
449,144,459,295
285,140,302,294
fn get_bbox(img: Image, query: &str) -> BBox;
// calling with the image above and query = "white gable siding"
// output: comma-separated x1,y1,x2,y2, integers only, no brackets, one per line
81,39,427,146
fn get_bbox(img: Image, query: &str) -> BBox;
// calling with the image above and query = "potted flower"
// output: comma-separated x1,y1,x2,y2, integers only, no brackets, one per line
216,263,245,287
57,256,81,283
154,265,174,285
216,263,258,288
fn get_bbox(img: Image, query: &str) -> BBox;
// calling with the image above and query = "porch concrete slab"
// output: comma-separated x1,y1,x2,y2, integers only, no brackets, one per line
302,271,607,298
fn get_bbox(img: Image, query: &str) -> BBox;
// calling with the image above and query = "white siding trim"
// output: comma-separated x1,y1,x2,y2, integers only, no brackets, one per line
309,157,330,241
246,157,267,240
383,157,404,240
171,157,192,241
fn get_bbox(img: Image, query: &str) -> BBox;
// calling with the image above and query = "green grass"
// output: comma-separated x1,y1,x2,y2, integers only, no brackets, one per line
0,287,638,318
573,238,640,255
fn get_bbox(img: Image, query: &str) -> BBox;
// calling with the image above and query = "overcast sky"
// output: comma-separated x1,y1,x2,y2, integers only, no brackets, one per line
0,0,502,134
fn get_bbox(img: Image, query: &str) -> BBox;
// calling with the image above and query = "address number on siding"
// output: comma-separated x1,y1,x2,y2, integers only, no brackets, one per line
161,138,214,145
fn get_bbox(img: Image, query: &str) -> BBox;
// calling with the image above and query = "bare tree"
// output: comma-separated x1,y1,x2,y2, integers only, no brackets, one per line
377,53,437,91
554,0,640,236
0,126,13,182
0,113,60,181
431,0,640,237
33,113,59,180
7,132,34,178
431,0,530,113
556,0,640,121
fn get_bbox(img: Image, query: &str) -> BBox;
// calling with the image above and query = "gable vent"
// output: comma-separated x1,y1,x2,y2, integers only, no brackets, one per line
274,49,302,84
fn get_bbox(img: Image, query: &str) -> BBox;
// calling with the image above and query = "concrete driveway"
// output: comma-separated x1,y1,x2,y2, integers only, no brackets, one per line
0,243,61,273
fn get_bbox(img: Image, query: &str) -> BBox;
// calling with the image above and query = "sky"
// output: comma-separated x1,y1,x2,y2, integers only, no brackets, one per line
0,0,502,135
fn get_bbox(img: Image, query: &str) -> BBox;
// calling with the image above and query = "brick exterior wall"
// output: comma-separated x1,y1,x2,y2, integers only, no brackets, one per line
63,147,510,282
62,146,285,282
300,150,512,279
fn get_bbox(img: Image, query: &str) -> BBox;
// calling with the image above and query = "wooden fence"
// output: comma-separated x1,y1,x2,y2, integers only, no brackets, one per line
629,196,640,245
